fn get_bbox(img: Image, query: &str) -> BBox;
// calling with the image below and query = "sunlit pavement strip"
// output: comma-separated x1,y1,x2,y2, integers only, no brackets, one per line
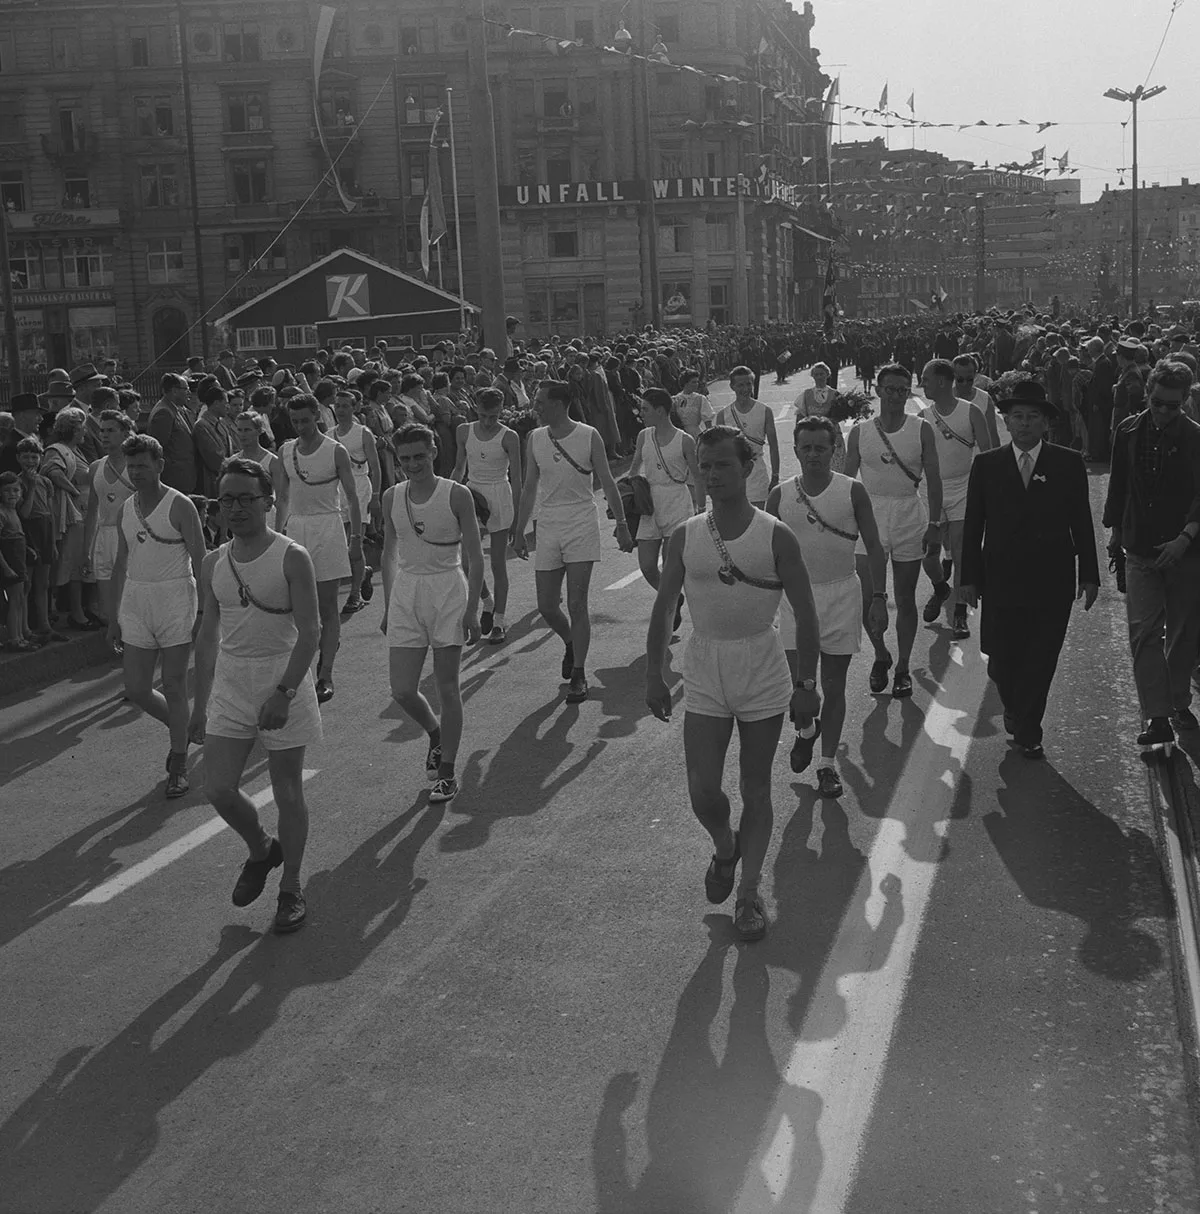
605,570,643,591
71,769,319,905
734,659,989,1214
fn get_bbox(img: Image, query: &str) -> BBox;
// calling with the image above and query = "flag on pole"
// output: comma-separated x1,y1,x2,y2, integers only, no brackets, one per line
879,82,889,110
1031,145,1045,162
906,91,915,113
822,77,839,172
1056,149,1070,172
313,6,357,213
420,112,448,278
822,251,838,335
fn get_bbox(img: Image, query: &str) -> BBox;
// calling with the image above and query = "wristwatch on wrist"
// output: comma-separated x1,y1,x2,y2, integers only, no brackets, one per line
796,677,817,692
872,592,888,602
276,684,297,700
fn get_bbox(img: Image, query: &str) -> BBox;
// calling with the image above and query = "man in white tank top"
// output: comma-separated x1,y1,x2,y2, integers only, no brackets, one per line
333,387,380,616
107,433,207,798
844,362,943,699
952,354,1000,446
273,394,362,705
451,387,523,644
382,423,485,805
768,415,889,798
645,425,822,943
714,365,779,507
513,380,633,704
630,387,703,598
919,359,992,640
192,457,322,933
81,408,134,627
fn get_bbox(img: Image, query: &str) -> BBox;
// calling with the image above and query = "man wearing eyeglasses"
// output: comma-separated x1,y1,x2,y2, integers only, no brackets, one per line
1104,359,1200,749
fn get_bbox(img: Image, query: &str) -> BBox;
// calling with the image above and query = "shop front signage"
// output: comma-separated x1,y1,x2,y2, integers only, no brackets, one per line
7,208,121,231
500,175,807,208
11,289,111,307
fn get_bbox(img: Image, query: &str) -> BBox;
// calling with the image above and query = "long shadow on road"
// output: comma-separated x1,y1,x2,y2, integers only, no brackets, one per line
0,797,444,1213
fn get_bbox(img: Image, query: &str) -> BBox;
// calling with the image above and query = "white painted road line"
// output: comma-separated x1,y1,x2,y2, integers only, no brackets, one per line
734,659,989,1214
605,570,643,591
72,769,319,906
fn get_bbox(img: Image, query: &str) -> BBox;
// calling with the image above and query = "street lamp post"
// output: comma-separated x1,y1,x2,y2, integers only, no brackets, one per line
1104,83,1165,315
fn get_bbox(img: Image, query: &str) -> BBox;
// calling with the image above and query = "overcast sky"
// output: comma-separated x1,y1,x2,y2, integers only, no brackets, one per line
810,0,1198,202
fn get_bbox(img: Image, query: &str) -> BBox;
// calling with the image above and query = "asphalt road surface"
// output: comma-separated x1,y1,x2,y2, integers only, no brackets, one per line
2,367,1198,1214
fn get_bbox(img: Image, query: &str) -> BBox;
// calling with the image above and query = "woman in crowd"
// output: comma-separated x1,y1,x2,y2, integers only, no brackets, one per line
794,361,846,472
40,407,100,629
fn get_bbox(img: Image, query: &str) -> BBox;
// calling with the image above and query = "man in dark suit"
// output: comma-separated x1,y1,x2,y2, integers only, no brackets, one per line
960,380,1101,759
146,372,197,494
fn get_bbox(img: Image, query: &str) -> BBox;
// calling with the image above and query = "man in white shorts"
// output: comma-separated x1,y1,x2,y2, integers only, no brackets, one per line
630,387,703,606
452,386,522,643
952,353,1000,445
918,358,992,639
714,365,779,507
768,416,889,796
645,425,822,943
107,433,207,798
82,408,135,627
844,362,943,699
191,456,322,934
273,393,362,704
513,379,632,704
382,423,484,804
333,386,380,616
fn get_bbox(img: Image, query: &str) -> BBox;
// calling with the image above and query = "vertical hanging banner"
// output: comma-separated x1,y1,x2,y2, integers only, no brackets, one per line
420,111,448,277
822,251,838,334
313,6,357,213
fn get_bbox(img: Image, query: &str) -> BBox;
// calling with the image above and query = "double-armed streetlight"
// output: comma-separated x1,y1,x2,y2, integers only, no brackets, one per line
1103,83,1165,313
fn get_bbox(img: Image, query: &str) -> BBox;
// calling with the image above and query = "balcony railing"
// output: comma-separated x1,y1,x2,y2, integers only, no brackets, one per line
41,130,100,161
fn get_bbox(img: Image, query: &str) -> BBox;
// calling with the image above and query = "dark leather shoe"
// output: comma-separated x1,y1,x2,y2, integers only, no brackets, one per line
1019,743,1045,760
1170,707,1199,731
1137,717,1175,747
1003,712,1017,736
232,837,283,907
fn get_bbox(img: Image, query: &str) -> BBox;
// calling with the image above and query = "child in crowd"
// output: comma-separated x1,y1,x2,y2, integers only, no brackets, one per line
15,436,58,642
0,471,33,650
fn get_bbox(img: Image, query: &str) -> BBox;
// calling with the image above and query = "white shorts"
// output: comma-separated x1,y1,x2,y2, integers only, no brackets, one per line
340,474,373,522
119,577,197,650
468,480,516,535
747,458,771,505
682,628,793,722
939,476,969,524
207,655,323,750
286,512,351,582
535,507,601,571
387,568,468,648
91,525,120,580
856,495,927,563
778,573,862,656
639,483,694,543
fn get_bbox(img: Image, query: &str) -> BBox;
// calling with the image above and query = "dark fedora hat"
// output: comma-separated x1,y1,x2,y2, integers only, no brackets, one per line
998,379,1057,416
10,391,45,415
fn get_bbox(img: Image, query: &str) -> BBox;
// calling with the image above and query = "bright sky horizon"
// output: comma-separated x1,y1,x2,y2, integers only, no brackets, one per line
808,0,1198,203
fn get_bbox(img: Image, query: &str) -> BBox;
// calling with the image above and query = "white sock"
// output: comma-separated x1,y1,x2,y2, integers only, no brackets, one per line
818,754,838,773
798,721,817,739
493,613,505,629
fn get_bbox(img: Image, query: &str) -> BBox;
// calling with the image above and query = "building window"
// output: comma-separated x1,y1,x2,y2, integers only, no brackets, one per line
656,76,683,113
548,227,578,258
705,213,732,252
57,106,85,154
405,151,427,197
654,6,680,42
236,326,277,351
521,223,546,260
0,171,25,211
515,147,537,186
577,78,597,118
658,217,691,254
704,145,723,177
62,242,113,287
223,23,261,62
574,14,595,44
0,33,15,72
51,28,79,69
319,84,356,128
403,83,442,124
63,177,90,208
541,79,569,117
400,17,438,54
147,238,185,283
581,222,603,258
135,96,175,137
225,232,286,274
709,283,730,323
546,154,571,185
658,144,686,178
9,242,41,289
514,82,535,124
283,324,319,349
140,164,179,208
552,288,579,325
130,29,150,66
0,97,21,142
226,91,266,133
230,159,270,204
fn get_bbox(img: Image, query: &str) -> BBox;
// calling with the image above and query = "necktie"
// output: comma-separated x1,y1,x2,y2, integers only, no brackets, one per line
1020,451,1033,488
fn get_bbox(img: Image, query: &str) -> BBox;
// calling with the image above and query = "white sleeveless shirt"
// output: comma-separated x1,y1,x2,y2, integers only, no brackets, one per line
92,458,134,528
390,478,462,576
211,533,297,661
466,424,511,486
337,422,371,476
922,400,976,483
281,435,342,516
642,427,690,488
718,400,768,466
683,510,782,641
531,423,597,515
856,415,924,499
777,473,858,585
121,487,192,583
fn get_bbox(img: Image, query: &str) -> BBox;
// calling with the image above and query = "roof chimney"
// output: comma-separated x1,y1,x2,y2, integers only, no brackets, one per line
1184,177,1190,186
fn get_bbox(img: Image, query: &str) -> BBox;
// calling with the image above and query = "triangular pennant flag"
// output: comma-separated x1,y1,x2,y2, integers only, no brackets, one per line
906,91,914,112
879,82,888,110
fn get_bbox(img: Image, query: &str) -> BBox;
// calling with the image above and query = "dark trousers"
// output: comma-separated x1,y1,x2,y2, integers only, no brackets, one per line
982,599,1072,747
